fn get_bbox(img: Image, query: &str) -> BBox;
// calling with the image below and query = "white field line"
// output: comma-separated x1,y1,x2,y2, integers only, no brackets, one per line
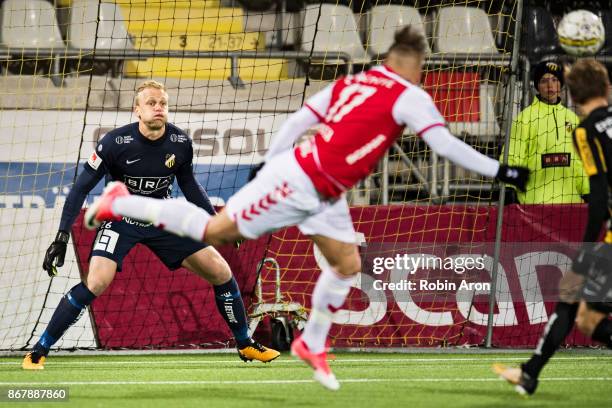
0,356,610,366
0,378,610,386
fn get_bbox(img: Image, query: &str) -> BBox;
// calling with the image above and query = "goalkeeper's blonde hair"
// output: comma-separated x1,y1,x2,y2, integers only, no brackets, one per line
134,80,167,106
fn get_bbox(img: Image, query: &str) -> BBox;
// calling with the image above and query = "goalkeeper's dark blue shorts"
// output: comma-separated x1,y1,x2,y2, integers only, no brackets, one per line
89,217,208,271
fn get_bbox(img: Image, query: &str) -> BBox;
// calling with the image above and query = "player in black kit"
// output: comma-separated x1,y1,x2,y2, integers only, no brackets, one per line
23,80,279,369
565,59,612,347
493,59,612,396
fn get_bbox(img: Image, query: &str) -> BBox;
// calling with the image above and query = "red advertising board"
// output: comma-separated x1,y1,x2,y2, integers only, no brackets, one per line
72,204,592,348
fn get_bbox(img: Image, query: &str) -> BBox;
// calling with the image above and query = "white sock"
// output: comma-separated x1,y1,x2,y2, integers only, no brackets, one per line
301,267,356,354
112,197,211,242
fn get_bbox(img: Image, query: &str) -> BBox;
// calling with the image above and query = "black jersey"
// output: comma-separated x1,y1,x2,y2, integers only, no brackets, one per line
59,122,214,232
89,122,192,199
573,106,612,242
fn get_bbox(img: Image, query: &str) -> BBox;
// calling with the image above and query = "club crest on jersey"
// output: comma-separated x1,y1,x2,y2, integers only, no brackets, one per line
165,153,176,168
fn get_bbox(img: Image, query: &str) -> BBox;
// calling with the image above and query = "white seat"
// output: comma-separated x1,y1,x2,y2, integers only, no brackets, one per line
301,4,370,65
435,7,498,54
367,5,430,57
68,0,133,50
0,0,64,48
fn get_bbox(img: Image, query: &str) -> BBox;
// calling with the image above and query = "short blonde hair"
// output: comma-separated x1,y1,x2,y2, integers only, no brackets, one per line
134,80,167,106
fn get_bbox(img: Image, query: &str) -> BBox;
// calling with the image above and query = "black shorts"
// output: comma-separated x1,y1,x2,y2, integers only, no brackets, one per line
584,270,612,313
582,244,612,314
90,217,208,271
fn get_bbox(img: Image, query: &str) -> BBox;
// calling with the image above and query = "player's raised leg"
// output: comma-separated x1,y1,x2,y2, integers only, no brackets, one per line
291,234,359,391
84,181,130,229
86,181,222,243
576,301,612,347
23,257,115,369
86,150,310,248
181,247,280,362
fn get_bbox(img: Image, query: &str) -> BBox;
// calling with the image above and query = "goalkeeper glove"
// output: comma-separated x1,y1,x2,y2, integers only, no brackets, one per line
496,165,529,192
248,162,265,182
43,230,70,277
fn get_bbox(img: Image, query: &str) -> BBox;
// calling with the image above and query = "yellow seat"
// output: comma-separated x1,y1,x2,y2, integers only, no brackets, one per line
58,0,222,6
122,6,243,34
113,0,220,7
133,32,264,51
124,57,289,80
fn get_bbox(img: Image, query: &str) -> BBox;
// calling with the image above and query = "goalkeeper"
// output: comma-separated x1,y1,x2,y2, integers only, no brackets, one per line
22,80,279,370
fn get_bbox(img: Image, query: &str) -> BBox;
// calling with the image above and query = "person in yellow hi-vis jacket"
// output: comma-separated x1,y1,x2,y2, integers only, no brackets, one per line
502,60,589,204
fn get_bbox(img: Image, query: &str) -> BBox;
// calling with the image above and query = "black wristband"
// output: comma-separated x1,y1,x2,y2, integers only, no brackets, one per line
55,231,70,243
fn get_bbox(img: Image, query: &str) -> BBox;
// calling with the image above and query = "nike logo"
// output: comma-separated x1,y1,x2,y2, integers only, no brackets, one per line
126,158,141,165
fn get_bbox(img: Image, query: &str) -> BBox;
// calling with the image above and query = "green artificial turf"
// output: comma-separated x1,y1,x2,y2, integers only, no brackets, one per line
1,351,610,407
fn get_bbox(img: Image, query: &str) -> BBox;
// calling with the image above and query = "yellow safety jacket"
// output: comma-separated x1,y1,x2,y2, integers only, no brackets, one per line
502,96,588,203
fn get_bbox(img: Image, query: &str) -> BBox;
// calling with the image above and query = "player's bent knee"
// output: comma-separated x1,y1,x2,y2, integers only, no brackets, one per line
576,302,599,336
183,247,232,285
204,252,232,283
86,257,117,296
558,271,584,304
333,253,361,277
576,315,595,336
312,237,361,277
85,275,112,296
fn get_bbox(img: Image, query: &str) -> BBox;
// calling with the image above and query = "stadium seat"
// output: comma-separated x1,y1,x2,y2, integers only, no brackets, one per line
0,0,64,48
119,0,289,81
521,7,561,60
301,4,370,66
124,57,290,81
367,5,430,58
434,6,498,54
119,4,243,35
448,84,500,142
68,0,133,50
113,0,221,5
423,71,500,141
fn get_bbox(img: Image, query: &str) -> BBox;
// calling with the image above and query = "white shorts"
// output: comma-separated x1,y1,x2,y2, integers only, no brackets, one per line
225,150,356,243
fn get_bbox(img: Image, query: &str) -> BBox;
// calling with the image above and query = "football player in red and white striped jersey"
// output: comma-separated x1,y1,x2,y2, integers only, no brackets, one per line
85,26,529,390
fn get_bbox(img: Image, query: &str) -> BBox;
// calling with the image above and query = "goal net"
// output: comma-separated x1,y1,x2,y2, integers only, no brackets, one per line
0,0,589,352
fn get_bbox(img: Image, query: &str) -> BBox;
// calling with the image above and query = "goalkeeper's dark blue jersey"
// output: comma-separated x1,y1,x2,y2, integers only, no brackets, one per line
89,122,194,199
59,122,214,232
